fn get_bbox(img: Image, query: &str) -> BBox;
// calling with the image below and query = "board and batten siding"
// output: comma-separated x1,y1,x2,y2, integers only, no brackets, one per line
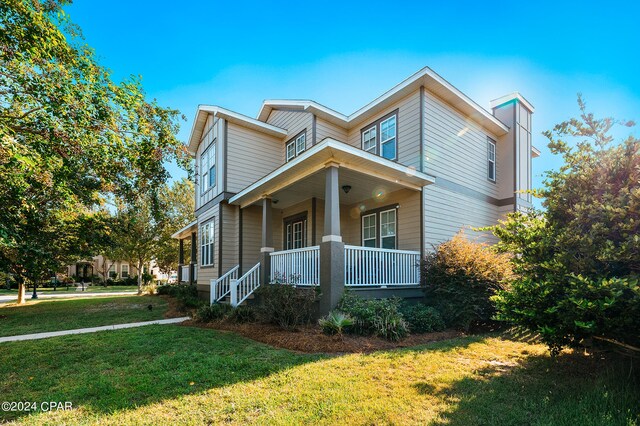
226,122,283,194
266,110,314,150
195,115,224,210
422,90,501,247
346,90,422,170
196,203,219,297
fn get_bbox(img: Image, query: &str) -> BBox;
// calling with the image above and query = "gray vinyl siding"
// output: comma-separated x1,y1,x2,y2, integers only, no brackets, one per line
346,90,422,170
422,90,502,249
315,117,348,144
266,110,313,150
221,203,238,275
226,122,283,194
342,189,421,252
423,91,500,198
423,185,497,247
240,205,262,275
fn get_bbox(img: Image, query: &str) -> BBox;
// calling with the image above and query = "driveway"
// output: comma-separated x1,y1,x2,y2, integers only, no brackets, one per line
0,291,138,304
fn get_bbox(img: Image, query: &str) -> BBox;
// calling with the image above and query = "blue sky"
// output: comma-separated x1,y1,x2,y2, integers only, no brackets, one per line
65,1,639,202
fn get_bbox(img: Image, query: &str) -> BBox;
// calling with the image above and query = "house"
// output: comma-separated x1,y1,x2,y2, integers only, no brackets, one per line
66,256,165,283
173,67,537,314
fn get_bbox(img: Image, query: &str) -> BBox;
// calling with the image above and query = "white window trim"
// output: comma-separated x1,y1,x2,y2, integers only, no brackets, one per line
286,132,306,162
361,113,397,161
487,138,496,182
379,116,397,161
380,209,397,249
362,213,377,247
362,126,377,153
200,142,216,195
121,264,129,278
200,220,215,266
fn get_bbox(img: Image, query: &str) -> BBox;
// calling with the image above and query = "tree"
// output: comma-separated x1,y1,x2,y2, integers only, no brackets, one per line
154,178,195,276
0,1,190,302
491,96,640,354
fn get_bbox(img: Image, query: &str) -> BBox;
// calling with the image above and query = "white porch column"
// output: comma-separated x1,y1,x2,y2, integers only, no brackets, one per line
319,164,345,315
260,197,273,285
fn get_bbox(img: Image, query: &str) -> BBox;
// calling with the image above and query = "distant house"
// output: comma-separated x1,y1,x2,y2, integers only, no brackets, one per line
66,256,168,283
174,67,537,314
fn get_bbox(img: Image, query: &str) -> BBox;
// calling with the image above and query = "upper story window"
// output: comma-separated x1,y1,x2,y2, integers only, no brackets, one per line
487,138,496,182
286,131,306,162
200,143,216,194
361,111,398,161
200,220,214,266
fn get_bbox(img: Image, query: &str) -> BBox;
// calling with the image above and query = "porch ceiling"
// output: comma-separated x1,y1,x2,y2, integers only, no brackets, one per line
171,219,198,240
228,138,435,209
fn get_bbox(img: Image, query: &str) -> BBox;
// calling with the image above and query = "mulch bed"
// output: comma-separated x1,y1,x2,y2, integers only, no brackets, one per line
183,319,464,354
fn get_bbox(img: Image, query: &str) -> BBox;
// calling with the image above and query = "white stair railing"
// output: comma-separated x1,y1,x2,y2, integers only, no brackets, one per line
230,263,260,307
210,265,239,305
344,245,420,287
270,246,320,285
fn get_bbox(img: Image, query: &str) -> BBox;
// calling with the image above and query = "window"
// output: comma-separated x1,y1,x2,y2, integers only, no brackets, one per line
380,209,397,249
121,264,129,278
362,126,377,153
362,214,377,247
361,111,397,160
380,116,397,160
487,138,496,182
286,132,306,162
200,143,216,194
200,220,215,266
284,213,307,250
361,207,397,249
108,264,116,279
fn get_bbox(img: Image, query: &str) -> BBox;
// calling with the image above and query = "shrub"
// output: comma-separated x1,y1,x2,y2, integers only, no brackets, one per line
157,284,202,310
400,303,445,333
319,311,354,336
195,303,232,322
229,305,257,323
421,234,513,330
338,293,409,341
255,284,316,330
495,274,640,355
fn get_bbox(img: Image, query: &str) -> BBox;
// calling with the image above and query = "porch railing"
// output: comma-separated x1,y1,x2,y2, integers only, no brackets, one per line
270,246,320,286
180,264,190,283
230,263,260,307
210,265,239,304
344,245,420,287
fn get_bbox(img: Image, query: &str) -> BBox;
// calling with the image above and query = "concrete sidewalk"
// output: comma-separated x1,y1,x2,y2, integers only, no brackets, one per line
0,291,137,304
0,317,190,343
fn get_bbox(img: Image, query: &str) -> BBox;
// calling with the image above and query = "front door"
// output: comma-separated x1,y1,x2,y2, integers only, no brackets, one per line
284,213,307,250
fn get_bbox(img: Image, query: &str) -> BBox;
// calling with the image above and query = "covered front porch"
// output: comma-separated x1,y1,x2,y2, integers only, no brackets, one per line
171,220,198,285
218,138,434,313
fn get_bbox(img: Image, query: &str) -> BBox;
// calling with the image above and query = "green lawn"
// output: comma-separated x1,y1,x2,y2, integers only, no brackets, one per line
0,326,637,425
0,296,170,337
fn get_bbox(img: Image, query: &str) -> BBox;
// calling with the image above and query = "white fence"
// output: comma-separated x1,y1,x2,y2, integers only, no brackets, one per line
231,263,260,307
344,245,420,287
210,265,239,304
270,246,320,286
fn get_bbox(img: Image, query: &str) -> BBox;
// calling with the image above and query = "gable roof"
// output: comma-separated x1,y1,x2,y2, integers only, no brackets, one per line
257,66,511,135
187,105,288,155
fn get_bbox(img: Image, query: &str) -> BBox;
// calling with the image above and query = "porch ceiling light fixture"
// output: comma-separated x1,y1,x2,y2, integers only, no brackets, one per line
341,185,352,194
